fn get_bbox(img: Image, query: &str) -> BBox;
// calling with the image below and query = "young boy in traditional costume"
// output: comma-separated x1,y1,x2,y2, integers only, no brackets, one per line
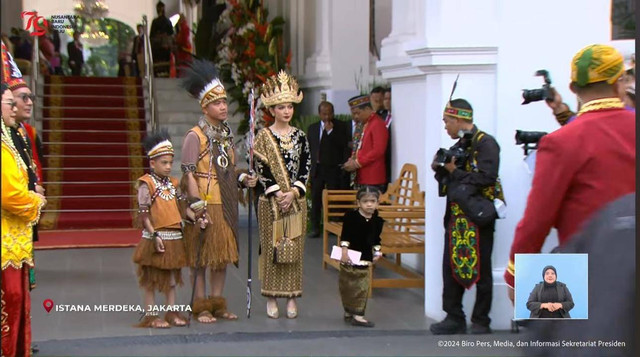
339,186,384,327
133,129,189,328
180,59,257,323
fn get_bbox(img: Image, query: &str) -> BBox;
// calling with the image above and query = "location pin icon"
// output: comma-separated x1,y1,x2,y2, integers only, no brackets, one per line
43,299,54,313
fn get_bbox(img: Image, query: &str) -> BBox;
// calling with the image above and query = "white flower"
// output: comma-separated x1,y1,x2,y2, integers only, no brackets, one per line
242,81,254,97
237,22,255,36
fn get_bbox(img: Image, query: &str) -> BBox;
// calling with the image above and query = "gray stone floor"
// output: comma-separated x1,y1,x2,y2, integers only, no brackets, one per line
30,213,527,356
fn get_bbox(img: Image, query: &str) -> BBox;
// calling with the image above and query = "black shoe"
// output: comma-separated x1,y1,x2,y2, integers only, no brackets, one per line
470,323,492,334
351,318,375,327
429,318,467,335
307,230,321,238
32,344,39,354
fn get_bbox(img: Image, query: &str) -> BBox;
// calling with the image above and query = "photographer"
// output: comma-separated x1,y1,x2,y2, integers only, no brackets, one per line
544,55,635,126
504,44,635,297
430,98,501,335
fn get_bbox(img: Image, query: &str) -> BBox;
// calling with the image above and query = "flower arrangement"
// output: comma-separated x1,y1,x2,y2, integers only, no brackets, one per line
216,0,291,134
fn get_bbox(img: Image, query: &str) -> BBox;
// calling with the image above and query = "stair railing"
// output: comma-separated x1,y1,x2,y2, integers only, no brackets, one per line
142,15,157,132
30,31,40,124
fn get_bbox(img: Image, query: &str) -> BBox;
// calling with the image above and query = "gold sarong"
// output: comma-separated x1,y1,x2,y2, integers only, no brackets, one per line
339,264,370,316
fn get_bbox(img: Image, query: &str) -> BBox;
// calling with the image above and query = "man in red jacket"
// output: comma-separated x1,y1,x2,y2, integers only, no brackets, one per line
505,44,636,295
342,95,388,192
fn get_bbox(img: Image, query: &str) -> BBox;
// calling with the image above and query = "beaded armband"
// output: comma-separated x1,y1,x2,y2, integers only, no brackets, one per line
190,200,206,211
138,205,150,214
554,108,575,126
340,241,350,248
181,163,197,174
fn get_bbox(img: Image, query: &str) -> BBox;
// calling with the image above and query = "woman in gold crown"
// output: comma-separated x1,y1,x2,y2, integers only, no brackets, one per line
254,70,311,319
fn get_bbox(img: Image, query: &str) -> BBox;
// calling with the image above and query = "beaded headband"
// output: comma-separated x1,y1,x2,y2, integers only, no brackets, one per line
199,79,227,107
147,140,174,159
443,74,473,121
444,105,473,121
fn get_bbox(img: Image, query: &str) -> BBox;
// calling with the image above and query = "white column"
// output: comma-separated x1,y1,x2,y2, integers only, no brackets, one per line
304,0,331,78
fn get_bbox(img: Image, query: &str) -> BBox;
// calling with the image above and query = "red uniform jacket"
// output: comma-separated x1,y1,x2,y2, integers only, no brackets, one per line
356,113,388,186
505,107,635,287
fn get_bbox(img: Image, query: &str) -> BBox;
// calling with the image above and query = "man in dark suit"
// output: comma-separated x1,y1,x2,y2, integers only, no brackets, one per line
307,101,349,238
67,32,84,76
150,1,174,77
131,24,145,77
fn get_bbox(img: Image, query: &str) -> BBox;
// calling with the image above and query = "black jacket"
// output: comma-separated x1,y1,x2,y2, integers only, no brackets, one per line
526,281,574,318
67,41,84,66
339,209,384,262
307,120,349,178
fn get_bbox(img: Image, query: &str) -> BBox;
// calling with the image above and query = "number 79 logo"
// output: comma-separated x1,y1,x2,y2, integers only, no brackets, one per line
22,11,49,36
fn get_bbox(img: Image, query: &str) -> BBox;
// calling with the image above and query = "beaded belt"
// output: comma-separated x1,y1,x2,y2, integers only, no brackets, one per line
142,230,183,240
194,172,217,179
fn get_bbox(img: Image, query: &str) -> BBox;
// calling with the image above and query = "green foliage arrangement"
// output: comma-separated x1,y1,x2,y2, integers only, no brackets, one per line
215,0,291,134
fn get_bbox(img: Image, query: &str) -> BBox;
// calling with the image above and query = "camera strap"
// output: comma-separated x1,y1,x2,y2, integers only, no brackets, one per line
468,130,507,206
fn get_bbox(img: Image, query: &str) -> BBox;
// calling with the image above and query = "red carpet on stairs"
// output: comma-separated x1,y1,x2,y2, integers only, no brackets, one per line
34,229,140,250
39,75,148,231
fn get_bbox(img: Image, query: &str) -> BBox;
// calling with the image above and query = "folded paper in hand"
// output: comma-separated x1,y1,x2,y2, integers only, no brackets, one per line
330,245,361,264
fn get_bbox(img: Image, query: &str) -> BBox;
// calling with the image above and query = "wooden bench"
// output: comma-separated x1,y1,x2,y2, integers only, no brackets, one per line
321,164,425,290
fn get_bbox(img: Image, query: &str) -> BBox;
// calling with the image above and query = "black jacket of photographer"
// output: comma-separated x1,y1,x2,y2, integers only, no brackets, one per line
434,125,500,228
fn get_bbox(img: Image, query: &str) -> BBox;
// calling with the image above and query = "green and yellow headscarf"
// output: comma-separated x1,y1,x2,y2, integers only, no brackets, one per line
571,44,625,87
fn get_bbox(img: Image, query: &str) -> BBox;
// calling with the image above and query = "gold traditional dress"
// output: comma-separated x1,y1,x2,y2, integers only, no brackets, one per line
254,127,310,297
254,70,310,298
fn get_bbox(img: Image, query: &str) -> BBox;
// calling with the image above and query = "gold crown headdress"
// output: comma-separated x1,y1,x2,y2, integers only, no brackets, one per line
260,70,303,107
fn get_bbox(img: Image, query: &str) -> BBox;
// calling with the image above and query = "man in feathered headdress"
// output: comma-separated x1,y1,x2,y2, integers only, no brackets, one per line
430,86,502,335
180,59,257,323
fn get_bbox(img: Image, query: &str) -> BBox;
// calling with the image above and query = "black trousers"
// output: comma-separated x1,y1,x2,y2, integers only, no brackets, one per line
310,164,345,231
441,220,495,326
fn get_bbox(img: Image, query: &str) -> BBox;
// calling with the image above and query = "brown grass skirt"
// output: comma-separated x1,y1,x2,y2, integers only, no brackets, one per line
135,266,183,294
132,233,186,294
339,264,370,316
183,204,238,269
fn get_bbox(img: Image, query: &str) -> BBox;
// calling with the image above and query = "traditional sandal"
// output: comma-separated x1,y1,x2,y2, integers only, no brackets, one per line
195,310,216,324
165,311,187,327
343,313,353,322
192,298,216,324
135,315,171,329
214,310,238,320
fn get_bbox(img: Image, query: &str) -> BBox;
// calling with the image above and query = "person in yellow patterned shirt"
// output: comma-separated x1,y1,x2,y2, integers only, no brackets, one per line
1,82,46,357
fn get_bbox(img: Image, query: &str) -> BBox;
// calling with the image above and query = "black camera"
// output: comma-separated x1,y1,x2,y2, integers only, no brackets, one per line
522,70,554,105
515,130,548,155
435,147,468,168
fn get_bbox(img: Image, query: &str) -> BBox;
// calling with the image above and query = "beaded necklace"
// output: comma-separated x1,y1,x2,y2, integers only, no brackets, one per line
199,117,233,169
150,172,176,201
270,126,295,151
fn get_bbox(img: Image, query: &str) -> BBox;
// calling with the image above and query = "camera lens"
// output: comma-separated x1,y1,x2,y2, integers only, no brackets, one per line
522,89,545,104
